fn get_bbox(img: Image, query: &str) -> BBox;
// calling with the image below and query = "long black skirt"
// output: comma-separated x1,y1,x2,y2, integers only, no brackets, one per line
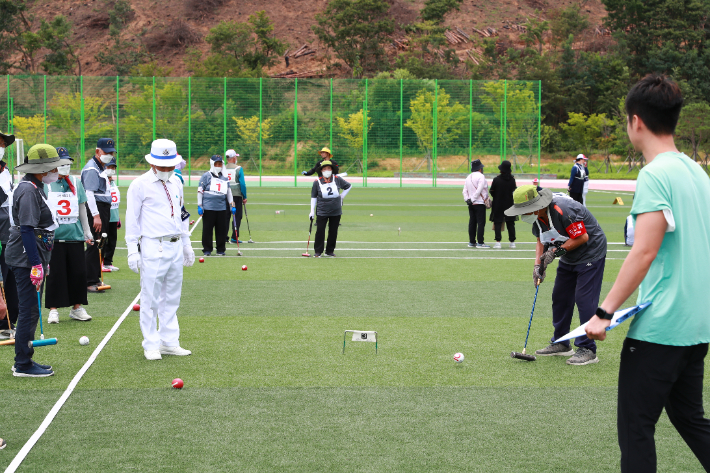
46,241,88,309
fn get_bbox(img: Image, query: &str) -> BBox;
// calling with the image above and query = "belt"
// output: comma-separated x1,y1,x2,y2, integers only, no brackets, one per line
143,235,181,242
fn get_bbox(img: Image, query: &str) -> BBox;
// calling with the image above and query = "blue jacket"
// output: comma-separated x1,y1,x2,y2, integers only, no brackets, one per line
568,163,588,194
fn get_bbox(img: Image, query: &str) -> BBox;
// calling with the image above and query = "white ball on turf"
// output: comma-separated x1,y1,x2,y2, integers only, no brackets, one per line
79,336,89,346
453,352,464,363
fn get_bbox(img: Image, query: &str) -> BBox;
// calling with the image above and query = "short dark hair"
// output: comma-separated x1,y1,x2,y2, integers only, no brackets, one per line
625,74,683,135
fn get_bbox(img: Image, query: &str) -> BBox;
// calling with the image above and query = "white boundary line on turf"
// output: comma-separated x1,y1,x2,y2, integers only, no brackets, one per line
194,255,629,260
4,216,203,473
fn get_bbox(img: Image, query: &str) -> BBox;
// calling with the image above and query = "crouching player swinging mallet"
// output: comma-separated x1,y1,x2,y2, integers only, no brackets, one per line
125,139,195,361
504,185,607,366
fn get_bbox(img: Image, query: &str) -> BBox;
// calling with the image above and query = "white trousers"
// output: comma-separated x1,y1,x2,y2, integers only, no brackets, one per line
139,237,184,351
582,181,589,207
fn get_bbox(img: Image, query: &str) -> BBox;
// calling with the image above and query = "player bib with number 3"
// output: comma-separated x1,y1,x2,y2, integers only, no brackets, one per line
209,179,228,195
48,191,79,224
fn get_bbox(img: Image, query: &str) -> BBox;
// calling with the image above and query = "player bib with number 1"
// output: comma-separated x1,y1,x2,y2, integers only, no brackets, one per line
48,191,79,224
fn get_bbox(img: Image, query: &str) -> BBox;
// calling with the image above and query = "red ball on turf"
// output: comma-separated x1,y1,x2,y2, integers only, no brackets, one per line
242,265,247,271
172,378,184,389
133,304,140,311
199,257,204,263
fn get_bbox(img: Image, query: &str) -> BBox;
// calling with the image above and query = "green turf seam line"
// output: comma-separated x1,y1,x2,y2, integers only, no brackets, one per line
5,216,204,472
4,293,141,473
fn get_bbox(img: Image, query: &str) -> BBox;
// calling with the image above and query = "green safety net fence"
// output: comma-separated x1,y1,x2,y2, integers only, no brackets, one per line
1,76,541,187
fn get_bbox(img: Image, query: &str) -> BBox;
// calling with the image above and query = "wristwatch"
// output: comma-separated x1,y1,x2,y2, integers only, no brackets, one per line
554,247,567,257
596,307,613,320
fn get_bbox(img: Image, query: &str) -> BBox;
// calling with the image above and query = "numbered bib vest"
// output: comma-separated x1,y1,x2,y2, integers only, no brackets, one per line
0,169,13,209
201,172,230,211
224,165,242,197
9,181,59,231
535,219,569,246
318,178,339,199
111,183,121,210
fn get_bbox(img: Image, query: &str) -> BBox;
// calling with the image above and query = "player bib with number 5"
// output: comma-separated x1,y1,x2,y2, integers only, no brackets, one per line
111,185,121,210
48,191,79,224
209,179,228,195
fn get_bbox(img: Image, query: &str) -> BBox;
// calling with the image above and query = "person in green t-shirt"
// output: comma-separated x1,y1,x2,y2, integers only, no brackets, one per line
45,150,94,324
102,158,120,272
586,75,710,471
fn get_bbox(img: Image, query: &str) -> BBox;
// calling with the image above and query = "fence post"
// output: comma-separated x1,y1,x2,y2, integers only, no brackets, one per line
468,79,472,165
432,79,438,188
503,79,507,164
399,78,403,188
294,78,298,187
223,77,227,156
259,77,263,187
7,76,12,174
363,78,368,187
499,101,503,163
152,76,156,141
43,75,46,143
80,75,85,167
188,76,191,187
538,80,542,180
329,78,333,151
116,76,120,183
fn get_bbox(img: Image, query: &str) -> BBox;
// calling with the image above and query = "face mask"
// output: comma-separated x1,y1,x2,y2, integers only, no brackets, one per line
57,165,71,176
42,172,59,184
322,170,332,179
211,164,223,175
521,214,538,224
0,147,4,160
155,169,174,182
105,169,116,176
99,154,114,164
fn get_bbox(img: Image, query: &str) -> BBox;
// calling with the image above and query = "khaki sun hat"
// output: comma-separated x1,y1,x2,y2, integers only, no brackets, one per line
320,147,332,156
504,185,553,217
15,144,71,173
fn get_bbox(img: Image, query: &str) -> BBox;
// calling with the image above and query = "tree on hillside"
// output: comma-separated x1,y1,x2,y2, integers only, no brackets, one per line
312,0,394,77
38,16,82,75
549,4,589,46
336,109,372,172
420,0,464,24
676,102,710,165
96,0,152,75
12,115,43,149
0,0,27,73
49,92,113,158
394,22,460,79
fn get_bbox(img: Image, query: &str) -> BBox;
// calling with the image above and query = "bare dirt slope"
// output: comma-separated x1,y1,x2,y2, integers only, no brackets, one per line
25,0,608,77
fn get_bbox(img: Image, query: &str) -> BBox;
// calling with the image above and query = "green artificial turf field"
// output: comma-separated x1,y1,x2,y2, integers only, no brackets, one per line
1,186,707,472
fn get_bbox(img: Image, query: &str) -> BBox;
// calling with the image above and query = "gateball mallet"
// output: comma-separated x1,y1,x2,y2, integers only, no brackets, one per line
36,286,44,340
232,211,242,256
302,217,313,257
511,280,540,362
97,233,111,291
243,203,254,243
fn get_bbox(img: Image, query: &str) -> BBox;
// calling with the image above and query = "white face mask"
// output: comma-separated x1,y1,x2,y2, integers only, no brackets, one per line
99,154,114,164
0,147,4,160
211,164,223,175
105,169,116,176
322,170,332,179
42,172,59,184
155,169,174,182
521,214,538,224
57,165,71,176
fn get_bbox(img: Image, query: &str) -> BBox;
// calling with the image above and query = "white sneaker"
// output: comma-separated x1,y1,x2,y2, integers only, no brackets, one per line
70,307,92,321
510,242,516,249
107,265,120,272
144,350,162,360
159,344,192,356
493,242,502,249
47,309,59,324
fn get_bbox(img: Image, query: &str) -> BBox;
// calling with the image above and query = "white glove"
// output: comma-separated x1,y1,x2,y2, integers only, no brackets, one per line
309,211,314,220
128,253,141,274
183,245,195,267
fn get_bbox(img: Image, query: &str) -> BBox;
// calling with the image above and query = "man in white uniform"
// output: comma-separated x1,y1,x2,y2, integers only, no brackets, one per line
125,139,195,360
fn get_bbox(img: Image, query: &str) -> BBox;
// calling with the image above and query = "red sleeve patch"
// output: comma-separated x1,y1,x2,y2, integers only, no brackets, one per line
566,221,586,239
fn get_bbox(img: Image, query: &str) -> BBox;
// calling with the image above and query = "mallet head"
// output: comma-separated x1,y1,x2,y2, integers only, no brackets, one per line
511,352,536,361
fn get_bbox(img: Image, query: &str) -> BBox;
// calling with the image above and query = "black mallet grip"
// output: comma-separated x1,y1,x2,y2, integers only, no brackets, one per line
511,352,536,361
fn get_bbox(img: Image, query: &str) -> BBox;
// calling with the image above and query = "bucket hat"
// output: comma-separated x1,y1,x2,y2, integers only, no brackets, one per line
145,139,182,167
471,159,484,172
504,185,553,217
16,144,72,173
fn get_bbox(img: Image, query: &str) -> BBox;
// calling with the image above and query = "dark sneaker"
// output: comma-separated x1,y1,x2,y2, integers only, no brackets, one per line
13,364,54,377
467,243,476,248
12,361,52,372
216,252,226,256
203,251,211,256
535,343,574,356
324,253,336,257
87,285,104,293
566,347,599,365
230,239,238,244
314,253,321,258
477,243,491,249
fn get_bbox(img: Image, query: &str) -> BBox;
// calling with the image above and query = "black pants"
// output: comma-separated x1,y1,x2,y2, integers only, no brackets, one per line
230,196,243,241
467,204,486,245
10,265,44,370
569,192,583,204
102,221,118,266
494,221,516,242
202,209,228,254
551,257,605,352
618,339,710,472
0,245,19,326
46,242,88,309
314,214,341,255
85,201,111,286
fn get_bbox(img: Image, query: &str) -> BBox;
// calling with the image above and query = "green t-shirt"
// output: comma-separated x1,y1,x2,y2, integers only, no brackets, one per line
45,176,88,242
627,151,710,345
109,181,119,223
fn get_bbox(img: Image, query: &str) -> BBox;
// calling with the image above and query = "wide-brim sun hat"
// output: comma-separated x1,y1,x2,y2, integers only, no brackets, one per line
504,185,553,217
498,160,512,172
145,139,182,167
0,131,15,147
471,159,484,172
16,144,72,173
320,147,332,156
